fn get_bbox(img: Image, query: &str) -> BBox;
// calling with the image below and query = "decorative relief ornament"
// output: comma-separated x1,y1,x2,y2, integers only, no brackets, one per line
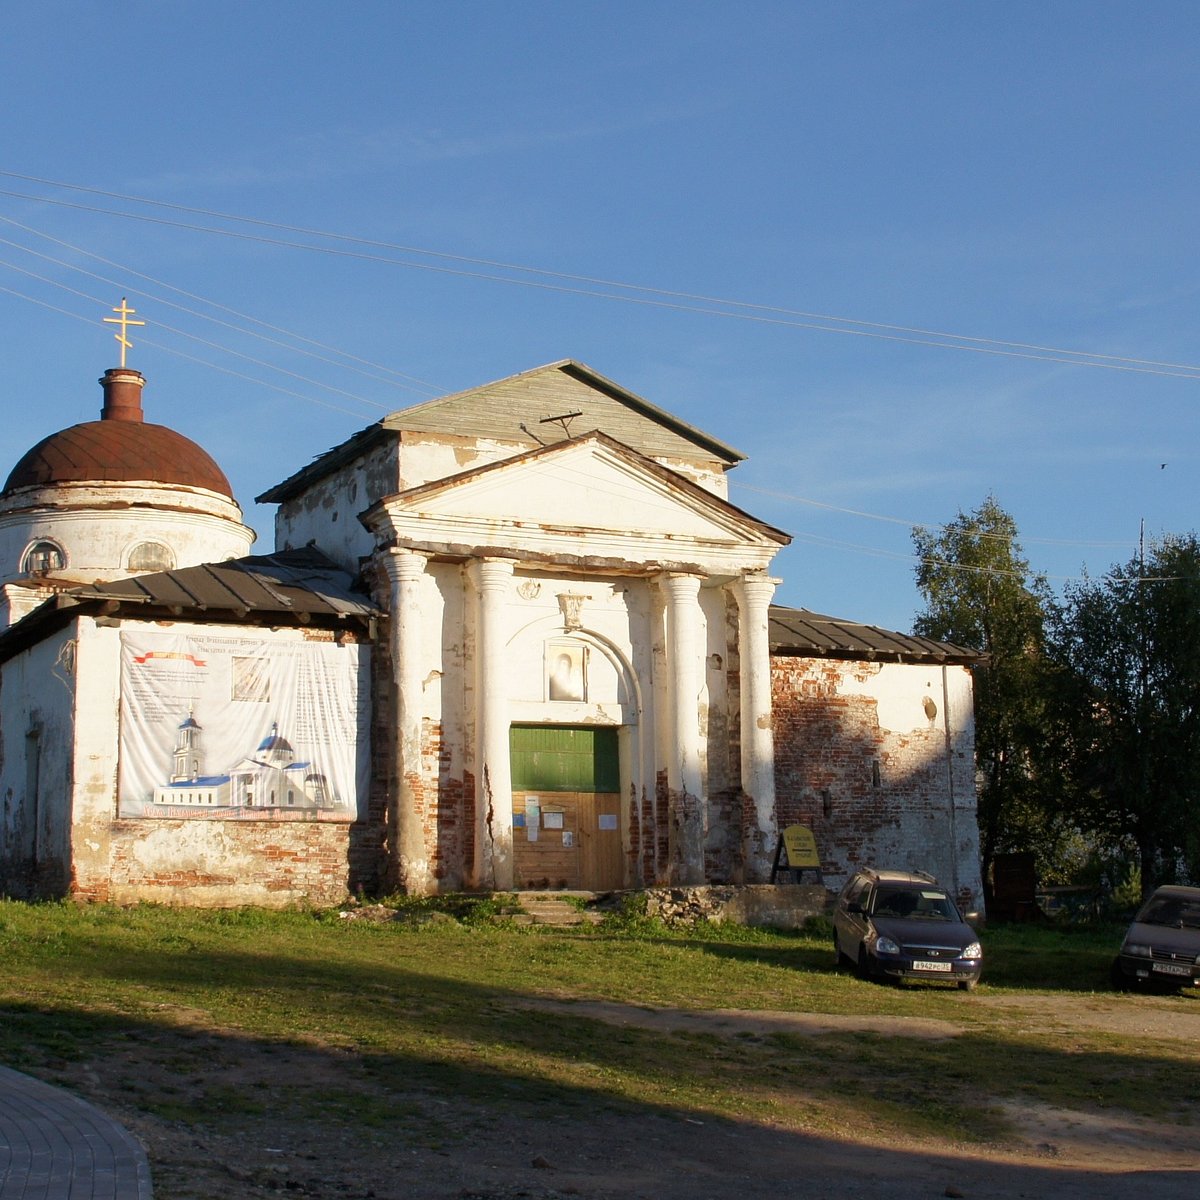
556,592,589,631
517,579,542,601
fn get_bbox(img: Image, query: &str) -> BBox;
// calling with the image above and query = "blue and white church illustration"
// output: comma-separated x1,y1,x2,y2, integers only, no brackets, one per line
150,715,344,818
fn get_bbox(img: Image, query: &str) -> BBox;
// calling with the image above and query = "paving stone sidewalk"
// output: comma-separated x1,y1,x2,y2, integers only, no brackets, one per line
0,1065,152,1199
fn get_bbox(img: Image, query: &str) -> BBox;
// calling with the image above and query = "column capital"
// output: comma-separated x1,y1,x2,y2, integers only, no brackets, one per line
658,571,703,602
382,546,428,586
733,573,781,608
470,556,516,592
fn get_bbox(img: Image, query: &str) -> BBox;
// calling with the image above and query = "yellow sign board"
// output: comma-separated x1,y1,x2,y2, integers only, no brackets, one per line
781,824,821,869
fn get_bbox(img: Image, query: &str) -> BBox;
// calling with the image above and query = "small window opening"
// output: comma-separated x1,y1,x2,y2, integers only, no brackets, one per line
22,541,64,575
128,541,175,573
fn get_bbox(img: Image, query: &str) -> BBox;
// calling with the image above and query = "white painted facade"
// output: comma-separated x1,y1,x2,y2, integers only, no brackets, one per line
0,625,78,894
0,481,253,623
367,429,787,893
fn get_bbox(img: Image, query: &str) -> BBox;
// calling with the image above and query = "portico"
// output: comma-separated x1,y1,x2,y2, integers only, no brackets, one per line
361,428,789,892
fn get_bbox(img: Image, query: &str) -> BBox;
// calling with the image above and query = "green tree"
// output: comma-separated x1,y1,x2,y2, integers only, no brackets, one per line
912,498,1054,901
1049,534,1200,892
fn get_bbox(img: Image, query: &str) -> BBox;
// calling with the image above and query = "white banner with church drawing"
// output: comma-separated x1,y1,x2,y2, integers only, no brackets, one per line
118,629,370,821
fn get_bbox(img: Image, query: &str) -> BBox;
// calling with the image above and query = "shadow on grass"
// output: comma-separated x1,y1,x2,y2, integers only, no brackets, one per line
595,921,1133,994
2,912,1199,1198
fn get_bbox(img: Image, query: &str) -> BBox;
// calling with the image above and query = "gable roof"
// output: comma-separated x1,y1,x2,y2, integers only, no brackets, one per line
768,606,983,666
381,360,745,461
258,360,745,505
0,548,377,664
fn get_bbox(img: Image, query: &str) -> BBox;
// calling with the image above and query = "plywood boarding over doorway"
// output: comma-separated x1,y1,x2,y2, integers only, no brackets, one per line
510,726,623,890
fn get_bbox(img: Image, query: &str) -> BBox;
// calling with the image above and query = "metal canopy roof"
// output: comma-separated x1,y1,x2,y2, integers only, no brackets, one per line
769,605,983,665
0,548,377,664
62,547,377,620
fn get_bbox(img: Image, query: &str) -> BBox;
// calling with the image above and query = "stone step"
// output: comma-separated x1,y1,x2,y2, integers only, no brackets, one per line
515,892,603,926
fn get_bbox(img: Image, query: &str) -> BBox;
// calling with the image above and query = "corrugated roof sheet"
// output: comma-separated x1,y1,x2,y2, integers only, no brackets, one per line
60,547,377,620
769,605,983,664
0,549,377,664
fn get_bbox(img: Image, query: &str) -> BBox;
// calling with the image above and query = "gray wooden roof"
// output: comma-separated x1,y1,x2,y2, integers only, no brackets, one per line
0,549,377,663
259,360,745,505
769,605,983,665
381,360,746,462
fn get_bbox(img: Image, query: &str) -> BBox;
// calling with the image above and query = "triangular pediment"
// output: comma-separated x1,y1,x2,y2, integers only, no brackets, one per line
364,433,788,573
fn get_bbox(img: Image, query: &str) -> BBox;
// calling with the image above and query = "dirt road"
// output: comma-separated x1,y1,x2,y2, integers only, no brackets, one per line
48,988,1198,1200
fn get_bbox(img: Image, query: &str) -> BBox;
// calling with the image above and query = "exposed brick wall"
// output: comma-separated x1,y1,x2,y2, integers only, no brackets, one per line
653,768,669,883
421,719,469,888
771,655,979,901
102,820,354,907
704,786,742,883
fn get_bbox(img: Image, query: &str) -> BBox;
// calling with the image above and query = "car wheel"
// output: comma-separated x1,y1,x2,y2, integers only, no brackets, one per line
957,978,977,992
857,946,873,982
837,948,855,971
1110,957,1131,992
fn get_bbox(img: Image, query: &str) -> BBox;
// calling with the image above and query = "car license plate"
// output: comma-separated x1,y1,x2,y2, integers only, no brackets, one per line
1152,962,1191,977
912,960,952,972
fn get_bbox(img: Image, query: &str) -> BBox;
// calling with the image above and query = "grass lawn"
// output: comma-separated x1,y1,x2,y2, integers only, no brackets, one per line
0,899,1196,1161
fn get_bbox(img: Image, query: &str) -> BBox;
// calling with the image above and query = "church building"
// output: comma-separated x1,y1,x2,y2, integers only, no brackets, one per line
0,317,983,910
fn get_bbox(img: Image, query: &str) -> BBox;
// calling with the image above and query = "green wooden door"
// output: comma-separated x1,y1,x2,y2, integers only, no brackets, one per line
510,726,619,792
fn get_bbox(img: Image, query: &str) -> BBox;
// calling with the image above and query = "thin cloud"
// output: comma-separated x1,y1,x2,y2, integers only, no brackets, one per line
134,99,726,194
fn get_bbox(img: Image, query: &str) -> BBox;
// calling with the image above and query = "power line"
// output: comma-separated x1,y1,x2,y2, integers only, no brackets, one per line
0,172,1184,579
0,278,377,419
4,175,1200,381
0,255,389,418
731,481,1135,551
0,215,444,400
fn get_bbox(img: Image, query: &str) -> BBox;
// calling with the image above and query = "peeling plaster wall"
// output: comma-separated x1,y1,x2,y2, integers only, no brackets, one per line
8,615,370,907
0,624,78,897
396,430,731,500
389,563,749,891
772,656,982,911
274,441,399,574
69,617,122,898
403,565,660,888
398,433,537,492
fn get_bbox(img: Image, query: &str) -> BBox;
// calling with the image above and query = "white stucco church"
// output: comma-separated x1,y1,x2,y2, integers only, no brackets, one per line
0,323,984,909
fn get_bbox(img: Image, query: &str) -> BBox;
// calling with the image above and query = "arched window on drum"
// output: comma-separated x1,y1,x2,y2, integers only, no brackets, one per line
127,541,175,573
21,540,65,575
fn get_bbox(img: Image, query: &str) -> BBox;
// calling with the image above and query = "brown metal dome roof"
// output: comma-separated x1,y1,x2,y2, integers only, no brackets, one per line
4,421,234,497
2,368,234,499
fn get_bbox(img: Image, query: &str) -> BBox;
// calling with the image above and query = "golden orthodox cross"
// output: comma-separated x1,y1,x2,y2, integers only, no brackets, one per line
103,297,145,368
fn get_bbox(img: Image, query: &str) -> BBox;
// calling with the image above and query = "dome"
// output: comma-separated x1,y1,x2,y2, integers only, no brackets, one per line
257,724,294,755
2,369,234,499
5,421,234,497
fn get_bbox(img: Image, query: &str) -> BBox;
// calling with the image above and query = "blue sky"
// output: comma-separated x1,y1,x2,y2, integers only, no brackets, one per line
2,1,1197,633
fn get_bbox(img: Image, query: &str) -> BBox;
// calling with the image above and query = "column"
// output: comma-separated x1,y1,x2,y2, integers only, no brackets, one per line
471,557,515,890
661,572,706,884
734,574,780,882
384,548,433,894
